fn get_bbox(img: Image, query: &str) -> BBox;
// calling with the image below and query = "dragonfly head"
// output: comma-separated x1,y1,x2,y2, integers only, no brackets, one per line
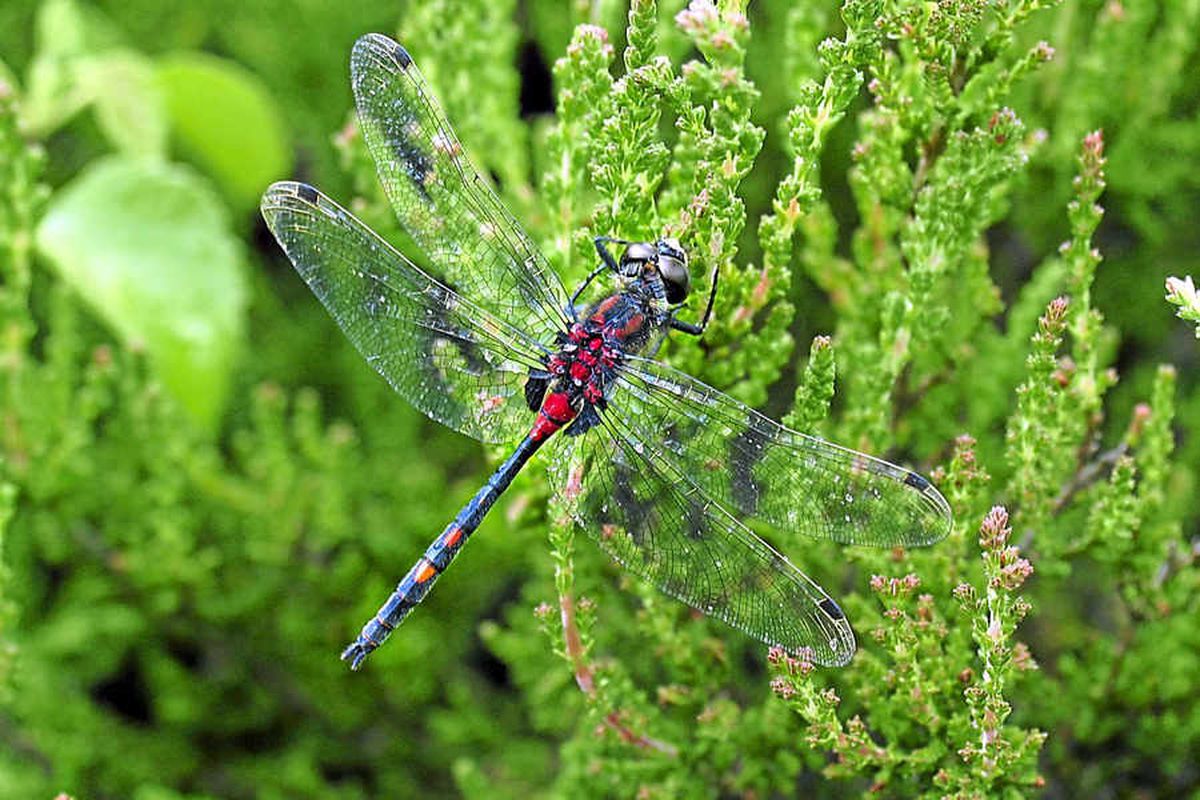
618,238,691,304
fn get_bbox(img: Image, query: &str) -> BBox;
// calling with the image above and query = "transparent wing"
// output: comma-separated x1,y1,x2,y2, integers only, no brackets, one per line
607,356,953,548
262,181,548,444
552,417,857,666
350,33,572,345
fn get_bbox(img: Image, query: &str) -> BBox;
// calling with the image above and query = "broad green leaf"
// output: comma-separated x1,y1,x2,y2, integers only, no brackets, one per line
77,50,167,157
23,0,126,135
35,156,247,429
157,52,290,212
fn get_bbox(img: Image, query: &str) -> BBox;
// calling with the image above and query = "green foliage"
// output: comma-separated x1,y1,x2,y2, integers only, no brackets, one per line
157,52,290,213
35,157,247,428
2,0,1198,798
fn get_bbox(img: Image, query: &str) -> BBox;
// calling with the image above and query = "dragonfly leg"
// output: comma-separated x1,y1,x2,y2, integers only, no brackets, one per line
569,262,609,308
593,235,631,272
669,258,720,336
570,236,635,309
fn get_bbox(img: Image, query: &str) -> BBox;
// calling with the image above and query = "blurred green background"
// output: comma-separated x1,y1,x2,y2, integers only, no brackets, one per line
1,0,1198,798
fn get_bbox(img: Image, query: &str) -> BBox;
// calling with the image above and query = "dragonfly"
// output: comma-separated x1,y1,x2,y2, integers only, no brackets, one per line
261,33,952,671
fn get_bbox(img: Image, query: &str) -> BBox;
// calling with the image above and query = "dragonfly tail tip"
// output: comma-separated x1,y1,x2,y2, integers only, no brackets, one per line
341,642,370,671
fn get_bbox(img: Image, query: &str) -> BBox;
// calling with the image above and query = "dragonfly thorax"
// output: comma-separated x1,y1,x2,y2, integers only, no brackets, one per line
547,320,621,406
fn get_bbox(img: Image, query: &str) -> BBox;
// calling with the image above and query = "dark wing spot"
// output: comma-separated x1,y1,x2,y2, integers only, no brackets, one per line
730,414,772,515
904,471,931,490
297,183,318,203
610,461,654,547
684,495,707,541
392,43,413,69
422,291,489,375
819,598,845,621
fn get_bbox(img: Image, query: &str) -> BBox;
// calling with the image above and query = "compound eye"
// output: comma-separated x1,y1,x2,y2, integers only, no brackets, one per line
658,255,690,304
621,242,656,266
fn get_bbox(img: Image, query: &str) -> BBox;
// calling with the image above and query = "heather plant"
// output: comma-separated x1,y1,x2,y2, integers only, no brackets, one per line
1,0,1197,798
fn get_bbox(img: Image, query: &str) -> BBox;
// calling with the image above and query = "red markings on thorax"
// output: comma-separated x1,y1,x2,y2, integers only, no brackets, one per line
589,295,621,323
589,294,645,345
618,313,645,340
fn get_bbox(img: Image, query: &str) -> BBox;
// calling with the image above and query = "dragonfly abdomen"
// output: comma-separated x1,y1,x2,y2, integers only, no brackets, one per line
341,433,547,670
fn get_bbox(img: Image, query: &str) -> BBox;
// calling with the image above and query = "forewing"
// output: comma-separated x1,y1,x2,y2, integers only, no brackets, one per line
608,356,953,548
350,33,572,344
262,181,546,444
552,418,856,665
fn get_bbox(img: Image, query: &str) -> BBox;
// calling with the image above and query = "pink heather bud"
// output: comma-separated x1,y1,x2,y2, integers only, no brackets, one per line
770,676,797,700
978,506,1011,550
336,120,358,146
711,30,734,49
534,602,553,619
1047,296,1069,320
578,24,608,42
1166,275,1191,299
987,616,1004,643
1128,403,1152,438
1083,129,1105,158
988,107,1018,143
812,335,832,351
1034,41,1055,61
872,573,921,596
1012,642,1036,671
1166,275,1198,313
998,557,1034,590
676,0,718,34
767,645,787,666
953,583,975,602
